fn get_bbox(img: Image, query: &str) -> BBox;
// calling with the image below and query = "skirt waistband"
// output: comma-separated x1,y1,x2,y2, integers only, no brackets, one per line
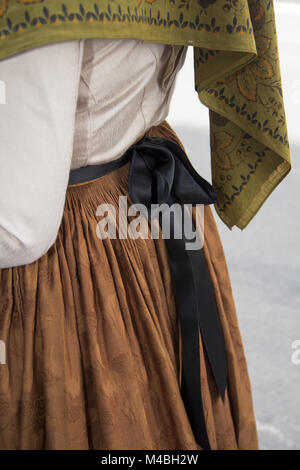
68,130,150,186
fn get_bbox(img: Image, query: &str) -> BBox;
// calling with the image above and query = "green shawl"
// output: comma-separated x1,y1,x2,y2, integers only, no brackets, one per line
0,0,291,229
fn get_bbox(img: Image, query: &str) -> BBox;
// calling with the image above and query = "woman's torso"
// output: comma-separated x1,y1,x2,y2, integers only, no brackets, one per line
0,37,187,268
71,37,188,169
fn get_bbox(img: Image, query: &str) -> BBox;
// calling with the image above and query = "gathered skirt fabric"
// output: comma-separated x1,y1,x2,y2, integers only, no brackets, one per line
0,120,258,450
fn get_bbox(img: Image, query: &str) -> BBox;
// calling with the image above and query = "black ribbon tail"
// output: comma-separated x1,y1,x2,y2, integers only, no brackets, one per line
159,201,210,450
161,193,227,449
188,243,228,402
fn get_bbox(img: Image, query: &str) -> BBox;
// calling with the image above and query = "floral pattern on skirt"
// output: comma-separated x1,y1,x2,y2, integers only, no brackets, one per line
0,120,258,450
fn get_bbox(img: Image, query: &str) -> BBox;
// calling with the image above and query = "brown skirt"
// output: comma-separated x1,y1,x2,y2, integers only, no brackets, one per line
0,120,258,450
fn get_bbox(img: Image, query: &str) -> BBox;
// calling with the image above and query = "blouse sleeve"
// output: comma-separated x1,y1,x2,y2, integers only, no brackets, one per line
0,39,84,268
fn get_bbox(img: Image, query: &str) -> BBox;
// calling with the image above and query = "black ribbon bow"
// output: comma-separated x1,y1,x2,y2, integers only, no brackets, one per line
126,133,228,450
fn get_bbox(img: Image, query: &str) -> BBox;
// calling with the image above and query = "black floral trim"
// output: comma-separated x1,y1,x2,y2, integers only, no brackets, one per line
194,48,220,66
0,2,254,39
206,87,289,147
217,147,267,213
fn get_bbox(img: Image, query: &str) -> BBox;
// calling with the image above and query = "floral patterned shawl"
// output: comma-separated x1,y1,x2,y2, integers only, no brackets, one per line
0,0,291,229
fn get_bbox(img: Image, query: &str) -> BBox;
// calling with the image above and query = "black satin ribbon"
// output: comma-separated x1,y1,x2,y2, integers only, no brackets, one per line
125,133,227,450
68,131,228,449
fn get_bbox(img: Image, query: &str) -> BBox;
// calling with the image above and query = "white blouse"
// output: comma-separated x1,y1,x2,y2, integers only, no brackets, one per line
73,38,187,168
0,38,187,268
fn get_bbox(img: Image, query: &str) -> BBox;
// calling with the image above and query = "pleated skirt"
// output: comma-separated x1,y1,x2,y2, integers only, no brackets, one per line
0,120,258,450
